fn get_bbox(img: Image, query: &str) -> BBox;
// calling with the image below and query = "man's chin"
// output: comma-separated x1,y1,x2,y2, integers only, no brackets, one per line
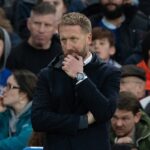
35,42,46,49
115,130,126,137
116,132,126,137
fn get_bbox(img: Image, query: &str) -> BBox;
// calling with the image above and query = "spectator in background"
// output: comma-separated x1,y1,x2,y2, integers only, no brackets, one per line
31,12,120,150
13,0,70,40
90,0,149,65
91,27,121,68
0,27,11,98
0,7,21,47
6,2,62,74
37,0,70,32
0,69,37,150
120,65,150,114
110,92,150,150
120,65,146,99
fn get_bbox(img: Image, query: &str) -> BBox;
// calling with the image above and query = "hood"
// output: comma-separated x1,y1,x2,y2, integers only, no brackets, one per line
0,27,11,71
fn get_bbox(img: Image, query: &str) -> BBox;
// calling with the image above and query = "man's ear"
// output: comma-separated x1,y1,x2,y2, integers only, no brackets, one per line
87,33,92,45
134,111,142,123
27,18,31,31
109,46,116,56
63,4,67,14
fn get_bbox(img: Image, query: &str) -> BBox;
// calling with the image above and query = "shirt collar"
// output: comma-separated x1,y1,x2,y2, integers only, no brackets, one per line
84,53,92,66
102,15,125,30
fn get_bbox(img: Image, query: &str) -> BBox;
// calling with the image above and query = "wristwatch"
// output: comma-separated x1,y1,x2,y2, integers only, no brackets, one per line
75,72,87,83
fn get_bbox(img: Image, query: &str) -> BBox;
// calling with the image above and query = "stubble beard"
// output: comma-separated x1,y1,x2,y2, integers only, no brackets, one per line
64,45,89,60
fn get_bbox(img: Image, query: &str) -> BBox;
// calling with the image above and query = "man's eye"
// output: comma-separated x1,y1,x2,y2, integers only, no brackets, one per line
71,38,78,42
54,2,59,6
34,22,40,25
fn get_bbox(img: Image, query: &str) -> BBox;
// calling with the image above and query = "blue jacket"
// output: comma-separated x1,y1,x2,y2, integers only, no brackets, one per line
0,68,11,86
32,53,121,150
0,27,12,87
0,103,32,150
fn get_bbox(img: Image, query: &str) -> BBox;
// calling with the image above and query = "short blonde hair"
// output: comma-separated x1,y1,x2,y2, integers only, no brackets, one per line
59,12,92,33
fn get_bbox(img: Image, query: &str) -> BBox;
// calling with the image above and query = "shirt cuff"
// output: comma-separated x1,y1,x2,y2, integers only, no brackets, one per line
78,115,88,129
76,76,87,85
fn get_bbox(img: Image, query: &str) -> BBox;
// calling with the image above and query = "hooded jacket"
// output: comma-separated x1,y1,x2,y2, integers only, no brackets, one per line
0,27,11,86
0,102,33,150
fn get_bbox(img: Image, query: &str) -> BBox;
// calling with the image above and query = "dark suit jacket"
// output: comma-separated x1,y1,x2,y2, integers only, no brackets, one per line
32,53,121,150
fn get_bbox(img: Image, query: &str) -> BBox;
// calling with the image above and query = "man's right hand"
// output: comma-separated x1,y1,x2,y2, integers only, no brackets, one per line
115,137,133,144
87,111,95,125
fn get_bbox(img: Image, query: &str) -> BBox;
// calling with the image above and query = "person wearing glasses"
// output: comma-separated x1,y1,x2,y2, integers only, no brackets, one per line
0,69,37,150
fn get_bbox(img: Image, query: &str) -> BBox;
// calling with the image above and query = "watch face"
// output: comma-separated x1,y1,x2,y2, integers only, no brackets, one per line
76,72,84,80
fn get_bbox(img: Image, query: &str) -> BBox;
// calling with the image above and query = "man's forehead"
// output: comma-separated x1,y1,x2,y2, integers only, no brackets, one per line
114,109,133,117
120,76,143,82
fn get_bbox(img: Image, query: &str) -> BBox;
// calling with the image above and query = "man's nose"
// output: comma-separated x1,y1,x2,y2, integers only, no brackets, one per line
116,119,123,126
94,43,100,50
65,40,73,50
39,24,45,33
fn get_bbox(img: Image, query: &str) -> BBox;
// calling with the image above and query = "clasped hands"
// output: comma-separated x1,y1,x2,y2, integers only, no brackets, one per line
115,136,133,144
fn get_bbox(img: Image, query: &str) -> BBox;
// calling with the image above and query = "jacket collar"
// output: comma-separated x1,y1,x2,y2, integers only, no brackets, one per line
48,52,96,69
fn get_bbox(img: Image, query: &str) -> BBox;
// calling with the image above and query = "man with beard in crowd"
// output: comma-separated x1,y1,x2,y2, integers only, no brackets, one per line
90,0,149,65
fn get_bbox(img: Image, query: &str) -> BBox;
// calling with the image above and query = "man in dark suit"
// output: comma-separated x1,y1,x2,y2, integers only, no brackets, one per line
32,12,120,150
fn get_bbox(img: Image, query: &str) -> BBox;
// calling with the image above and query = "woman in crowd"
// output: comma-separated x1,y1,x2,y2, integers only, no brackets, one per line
0,69,37,150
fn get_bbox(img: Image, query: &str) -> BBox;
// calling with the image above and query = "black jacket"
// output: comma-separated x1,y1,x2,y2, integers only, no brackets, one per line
139,0,150,16
6,34,62,74
32,53,121,150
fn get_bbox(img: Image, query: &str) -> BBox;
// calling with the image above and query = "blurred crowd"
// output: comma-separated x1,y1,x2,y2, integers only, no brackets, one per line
0,0,150,150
